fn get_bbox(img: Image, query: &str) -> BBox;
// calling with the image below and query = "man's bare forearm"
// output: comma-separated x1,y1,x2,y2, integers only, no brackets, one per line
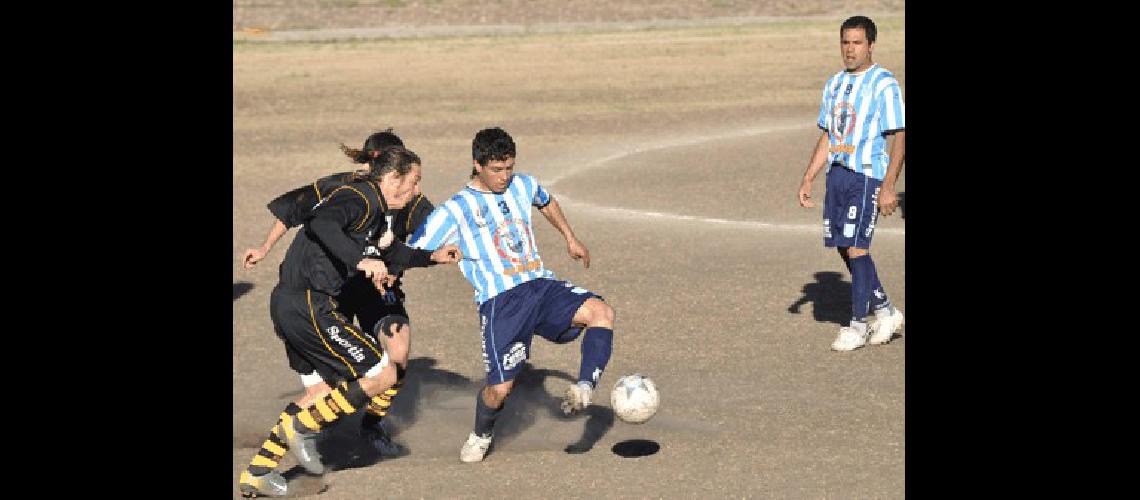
539,197,577,241
882,130,905,191
802,131,831,184
260,219,289,253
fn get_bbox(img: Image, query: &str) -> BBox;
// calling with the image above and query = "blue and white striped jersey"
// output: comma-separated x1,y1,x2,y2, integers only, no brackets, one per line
410,173,555,304
816,64,905,180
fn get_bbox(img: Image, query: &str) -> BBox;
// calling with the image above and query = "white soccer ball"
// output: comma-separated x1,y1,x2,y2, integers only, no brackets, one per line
611,373,659,424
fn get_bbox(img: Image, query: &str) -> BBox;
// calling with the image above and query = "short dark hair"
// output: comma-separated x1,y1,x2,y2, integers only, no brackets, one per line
841,16,877,44
472,127,516,171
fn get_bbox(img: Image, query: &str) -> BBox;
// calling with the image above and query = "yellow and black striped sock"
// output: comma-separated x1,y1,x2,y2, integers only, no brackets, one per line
245,402,303,477
290,379,371,434
363,377,403,427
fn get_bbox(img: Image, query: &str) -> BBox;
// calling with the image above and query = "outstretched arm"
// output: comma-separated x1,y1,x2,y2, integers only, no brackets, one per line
242,219,289,269
538,196,590,269
242,180,330,269
382,238,461,269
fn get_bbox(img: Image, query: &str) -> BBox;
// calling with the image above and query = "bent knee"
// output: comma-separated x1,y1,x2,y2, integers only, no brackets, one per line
487,383,512,399
484,381,514,406
586,299,615,327
360,362,398,396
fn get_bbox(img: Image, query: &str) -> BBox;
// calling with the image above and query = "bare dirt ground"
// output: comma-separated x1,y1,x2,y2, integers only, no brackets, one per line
234,5,905,498
233,0,905,31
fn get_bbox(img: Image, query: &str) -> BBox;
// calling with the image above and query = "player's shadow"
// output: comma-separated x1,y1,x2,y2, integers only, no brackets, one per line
277,359,613,467
562,400,616,454
898,191,905,219
276,468,329,496
233,281,254,301
492,364,615,455
308,357,479,470
787,271,851,326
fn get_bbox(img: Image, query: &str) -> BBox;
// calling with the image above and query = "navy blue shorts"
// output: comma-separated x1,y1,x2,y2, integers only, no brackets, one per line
477,278,600,385
823,164,882,249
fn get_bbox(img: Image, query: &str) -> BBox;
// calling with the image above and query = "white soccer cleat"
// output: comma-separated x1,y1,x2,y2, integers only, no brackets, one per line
560,381,593,415
459,432,493,463
831,326,868,351
239,471,288,498
869,309,904,345
279,416,325,475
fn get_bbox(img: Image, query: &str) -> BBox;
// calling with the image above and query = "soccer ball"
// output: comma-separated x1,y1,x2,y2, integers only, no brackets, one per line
611,373,659,424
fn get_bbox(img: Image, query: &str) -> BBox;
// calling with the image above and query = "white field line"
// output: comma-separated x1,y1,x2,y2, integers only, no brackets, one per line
544,123,905,237
544,122,807,187
557,194,904,236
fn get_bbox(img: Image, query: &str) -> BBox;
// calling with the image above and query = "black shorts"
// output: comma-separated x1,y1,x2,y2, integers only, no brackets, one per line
337,274,409,334
270,283,388,384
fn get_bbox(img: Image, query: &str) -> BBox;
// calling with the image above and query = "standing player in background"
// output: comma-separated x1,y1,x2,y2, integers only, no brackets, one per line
797,15,905,351
410,127,616,463
242,130,433,457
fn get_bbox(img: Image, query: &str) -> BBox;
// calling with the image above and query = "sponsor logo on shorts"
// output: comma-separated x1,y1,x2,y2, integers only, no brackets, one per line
502,342,527,370
865,187,880,237
843,223,856,238
480,315,490,372
326,325,366,363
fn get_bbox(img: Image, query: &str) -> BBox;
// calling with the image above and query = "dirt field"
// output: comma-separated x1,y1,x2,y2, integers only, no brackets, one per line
233,0,905,31
234,7,905,498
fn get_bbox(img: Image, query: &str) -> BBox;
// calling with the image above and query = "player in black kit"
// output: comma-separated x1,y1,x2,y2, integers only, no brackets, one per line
239,145,459,498
242,130,435,457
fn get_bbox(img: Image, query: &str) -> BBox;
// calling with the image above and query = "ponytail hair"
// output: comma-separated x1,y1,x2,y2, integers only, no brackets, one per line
339,128,405,164
350,145,420,182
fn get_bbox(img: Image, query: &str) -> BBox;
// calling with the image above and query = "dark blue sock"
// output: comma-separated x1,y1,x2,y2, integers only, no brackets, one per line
840,248,885,309
578,327,613,388
848,254,874,324
838,248,852,272
473,389,502,438
866,256,892,313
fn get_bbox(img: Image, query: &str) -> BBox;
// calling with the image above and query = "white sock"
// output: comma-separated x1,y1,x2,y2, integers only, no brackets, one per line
577,381,593,404
850,320,868,334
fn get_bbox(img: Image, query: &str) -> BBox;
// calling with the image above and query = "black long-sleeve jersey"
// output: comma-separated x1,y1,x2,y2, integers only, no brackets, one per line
384,192,434,277
267,172,356,229
267,171,435,282
276,177,433,296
